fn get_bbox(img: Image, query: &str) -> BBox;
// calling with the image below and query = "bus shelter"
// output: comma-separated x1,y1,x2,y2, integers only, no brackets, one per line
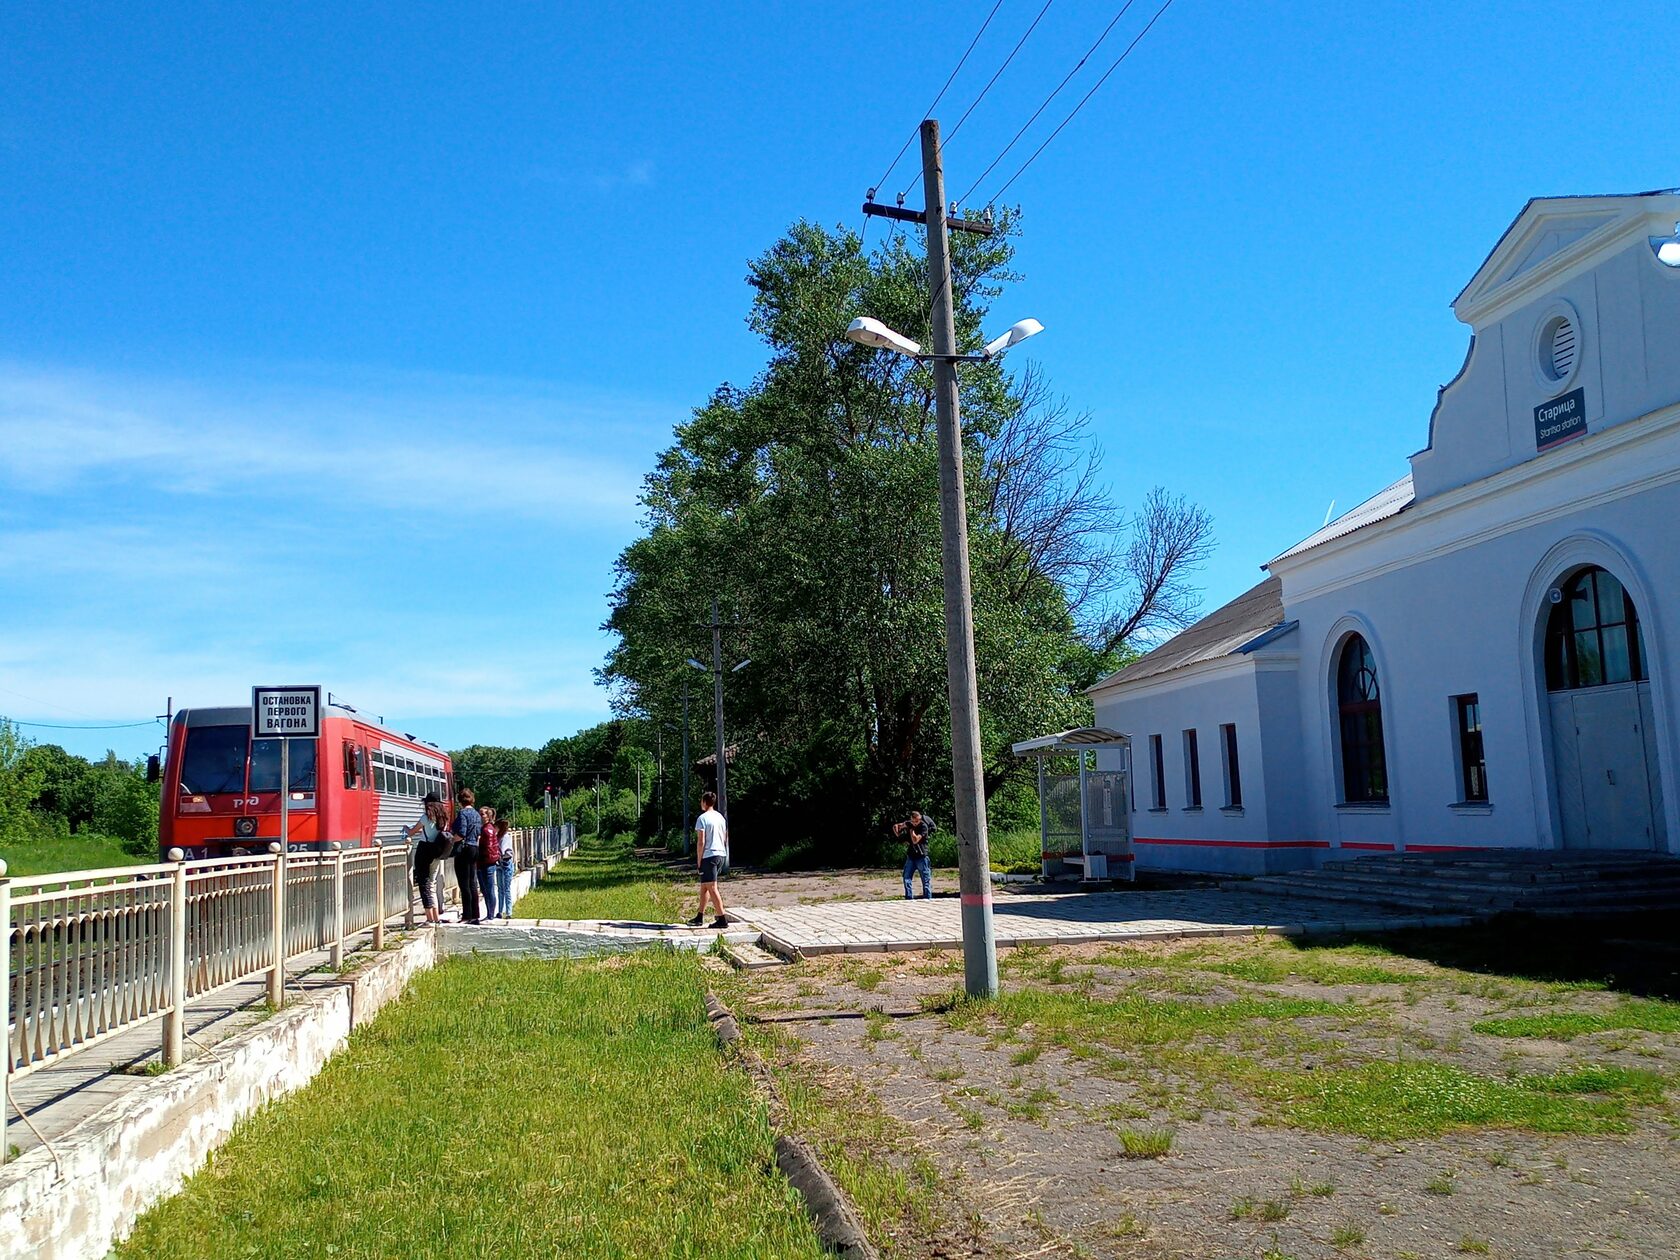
1010,727,1133,883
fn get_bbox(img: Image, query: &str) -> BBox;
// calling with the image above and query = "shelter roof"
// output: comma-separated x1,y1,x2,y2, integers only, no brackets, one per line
1011,727,1129,757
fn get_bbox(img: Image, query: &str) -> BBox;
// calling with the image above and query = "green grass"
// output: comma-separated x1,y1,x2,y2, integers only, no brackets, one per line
0,831,148,877
116,952,824,1259
1260,1059,1657,1139
512,831,686,922
1207,941,1420,987
1115,1125,1173,1158
931,975,1667,1139
1473,998,1680,1040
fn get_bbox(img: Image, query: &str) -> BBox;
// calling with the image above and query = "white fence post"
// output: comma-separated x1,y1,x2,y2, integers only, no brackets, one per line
164,848,187,1068
373,842,386,951
0,858,10,1166
268,842,285,1008
330,843,345,970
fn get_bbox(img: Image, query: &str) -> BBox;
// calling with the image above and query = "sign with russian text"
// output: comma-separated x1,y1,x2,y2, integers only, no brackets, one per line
1534,387,1586,451
252,685,322,738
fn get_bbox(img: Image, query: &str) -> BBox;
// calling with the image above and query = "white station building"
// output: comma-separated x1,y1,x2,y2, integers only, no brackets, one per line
1089,190,1680,875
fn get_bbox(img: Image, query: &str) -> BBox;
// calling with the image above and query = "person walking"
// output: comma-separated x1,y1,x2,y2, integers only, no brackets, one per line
687,790,729,928
451,787,484,923
476,806,501,921
493,818,516,920
892,809,934,900
403,793,451,926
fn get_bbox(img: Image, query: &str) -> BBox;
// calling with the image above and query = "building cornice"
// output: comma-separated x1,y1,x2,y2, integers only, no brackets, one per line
1273,400,1680,603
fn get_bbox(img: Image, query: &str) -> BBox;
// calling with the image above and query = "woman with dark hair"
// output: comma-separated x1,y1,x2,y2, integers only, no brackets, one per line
450,787,483,923
403,793,452,926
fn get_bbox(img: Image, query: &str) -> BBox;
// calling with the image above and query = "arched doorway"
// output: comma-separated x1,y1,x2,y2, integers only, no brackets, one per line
1543,566,1665,849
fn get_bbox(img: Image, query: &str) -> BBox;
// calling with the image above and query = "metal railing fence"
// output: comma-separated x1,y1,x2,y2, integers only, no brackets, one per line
1,820,577,1164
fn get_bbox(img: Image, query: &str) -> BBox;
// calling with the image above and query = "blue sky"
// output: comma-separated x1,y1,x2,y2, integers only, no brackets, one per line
1,2,1673,762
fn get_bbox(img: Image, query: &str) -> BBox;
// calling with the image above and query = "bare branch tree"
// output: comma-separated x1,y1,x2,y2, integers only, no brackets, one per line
1094,487,1215,656
978,370,1215,657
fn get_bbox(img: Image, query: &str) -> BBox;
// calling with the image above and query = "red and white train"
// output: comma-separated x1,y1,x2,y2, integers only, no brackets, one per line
156,700,453,859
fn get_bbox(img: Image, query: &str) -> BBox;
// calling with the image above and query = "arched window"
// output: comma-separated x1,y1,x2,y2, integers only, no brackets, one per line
1545,566,1646,692
1337,634,1388,803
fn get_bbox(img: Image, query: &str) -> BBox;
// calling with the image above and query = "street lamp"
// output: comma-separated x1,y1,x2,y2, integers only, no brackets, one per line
845,315,1042,363
846,305,1044,1000
687,653,748,819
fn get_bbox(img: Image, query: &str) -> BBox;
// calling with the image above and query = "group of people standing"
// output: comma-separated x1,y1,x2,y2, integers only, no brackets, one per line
404,786,516,925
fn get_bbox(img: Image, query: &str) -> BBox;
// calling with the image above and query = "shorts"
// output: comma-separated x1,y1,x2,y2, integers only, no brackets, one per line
699,856,724,884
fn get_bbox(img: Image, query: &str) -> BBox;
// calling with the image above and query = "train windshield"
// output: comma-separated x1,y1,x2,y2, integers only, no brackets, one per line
179,725,249,795
249,738,318,793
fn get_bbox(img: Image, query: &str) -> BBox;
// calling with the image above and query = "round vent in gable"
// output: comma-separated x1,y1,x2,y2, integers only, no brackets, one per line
1533,301,1582,393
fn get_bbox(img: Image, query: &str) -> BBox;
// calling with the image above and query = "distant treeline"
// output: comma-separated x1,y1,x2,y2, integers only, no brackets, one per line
0,721,161,856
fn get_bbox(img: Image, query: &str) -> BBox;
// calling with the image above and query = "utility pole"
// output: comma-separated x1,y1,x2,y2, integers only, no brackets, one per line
656,726,665,842
681,677,692,853
920,118,998,998
710,596,728,818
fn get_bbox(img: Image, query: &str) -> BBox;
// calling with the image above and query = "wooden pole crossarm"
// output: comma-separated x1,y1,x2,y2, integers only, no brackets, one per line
861,201,995,237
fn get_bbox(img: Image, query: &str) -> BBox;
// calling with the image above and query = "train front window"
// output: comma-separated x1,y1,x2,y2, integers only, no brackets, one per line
249,739,319,794
179,726,249,795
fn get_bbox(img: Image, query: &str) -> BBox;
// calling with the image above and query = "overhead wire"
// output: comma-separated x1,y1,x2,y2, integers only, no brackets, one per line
3,717,162,730
956,0,1141,207
985,0,1180,207
899,0,1056,201
872,0,1010,198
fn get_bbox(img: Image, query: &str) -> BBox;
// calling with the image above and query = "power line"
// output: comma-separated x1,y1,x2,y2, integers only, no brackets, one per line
921,0,1056,182
2,716,162,731
985,0,1179,207
957,0,1140,206
872,0,1010,197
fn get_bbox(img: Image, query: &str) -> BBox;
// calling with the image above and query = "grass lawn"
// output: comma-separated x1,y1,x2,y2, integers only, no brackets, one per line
0,831,148,877
915,935,1679,1140
117,952,825,1260
513,831,686,922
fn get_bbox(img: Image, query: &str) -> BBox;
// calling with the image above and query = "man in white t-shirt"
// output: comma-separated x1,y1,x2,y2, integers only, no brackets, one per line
688,790,730,928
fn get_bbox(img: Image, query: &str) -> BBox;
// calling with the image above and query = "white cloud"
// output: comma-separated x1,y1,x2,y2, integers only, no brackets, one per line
0,361,666,524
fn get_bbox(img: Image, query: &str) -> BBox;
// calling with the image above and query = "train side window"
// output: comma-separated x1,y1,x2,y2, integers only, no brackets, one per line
375,763,387,793
343,741,358,789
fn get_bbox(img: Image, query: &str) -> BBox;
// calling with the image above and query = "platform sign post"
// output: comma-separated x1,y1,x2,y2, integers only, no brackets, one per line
253,686,321,857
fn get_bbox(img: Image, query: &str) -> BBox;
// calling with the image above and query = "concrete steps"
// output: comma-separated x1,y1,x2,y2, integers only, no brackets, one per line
1229,850,1680,917
723,938,789,971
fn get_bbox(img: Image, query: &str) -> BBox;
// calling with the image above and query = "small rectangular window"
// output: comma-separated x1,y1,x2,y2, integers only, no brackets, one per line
1454,694,1488,803
1149,735,1166,809
1220,723,1242,809
375,765,388,793
1182,729,1202,809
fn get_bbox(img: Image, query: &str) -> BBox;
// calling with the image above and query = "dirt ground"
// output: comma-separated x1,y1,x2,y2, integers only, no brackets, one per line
722,929,1680,1260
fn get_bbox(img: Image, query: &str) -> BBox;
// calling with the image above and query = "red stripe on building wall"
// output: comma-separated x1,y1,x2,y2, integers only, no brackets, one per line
1133,837,1331,849
1341,842,1396,852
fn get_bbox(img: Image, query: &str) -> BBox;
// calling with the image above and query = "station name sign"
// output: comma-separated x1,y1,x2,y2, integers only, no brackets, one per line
1534,387,1586,452
252,685,322,739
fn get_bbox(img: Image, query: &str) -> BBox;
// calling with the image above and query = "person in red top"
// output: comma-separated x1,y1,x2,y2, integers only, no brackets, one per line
476,806,501,920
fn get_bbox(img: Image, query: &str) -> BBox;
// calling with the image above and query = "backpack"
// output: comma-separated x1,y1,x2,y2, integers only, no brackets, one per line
480,826,501,865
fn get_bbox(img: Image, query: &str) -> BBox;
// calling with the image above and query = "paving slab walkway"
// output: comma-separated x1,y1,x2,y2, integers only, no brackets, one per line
732,887,1471,956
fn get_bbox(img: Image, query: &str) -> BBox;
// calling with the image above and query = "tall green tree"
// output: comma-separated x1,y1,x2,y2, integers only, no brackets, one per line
601,220,1211,860
0,721,44,841
21,743,97,831
448,745,538,814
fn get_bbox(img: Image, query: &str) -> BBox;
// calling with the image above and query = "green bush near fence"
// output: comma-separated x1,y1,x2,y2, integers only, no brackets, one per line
116,952,825,1260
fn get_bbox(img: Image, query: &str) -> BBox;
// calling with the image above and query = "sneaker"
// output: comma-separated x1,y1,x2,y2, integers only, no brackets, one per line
710,917,729,929
687,913,705,927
